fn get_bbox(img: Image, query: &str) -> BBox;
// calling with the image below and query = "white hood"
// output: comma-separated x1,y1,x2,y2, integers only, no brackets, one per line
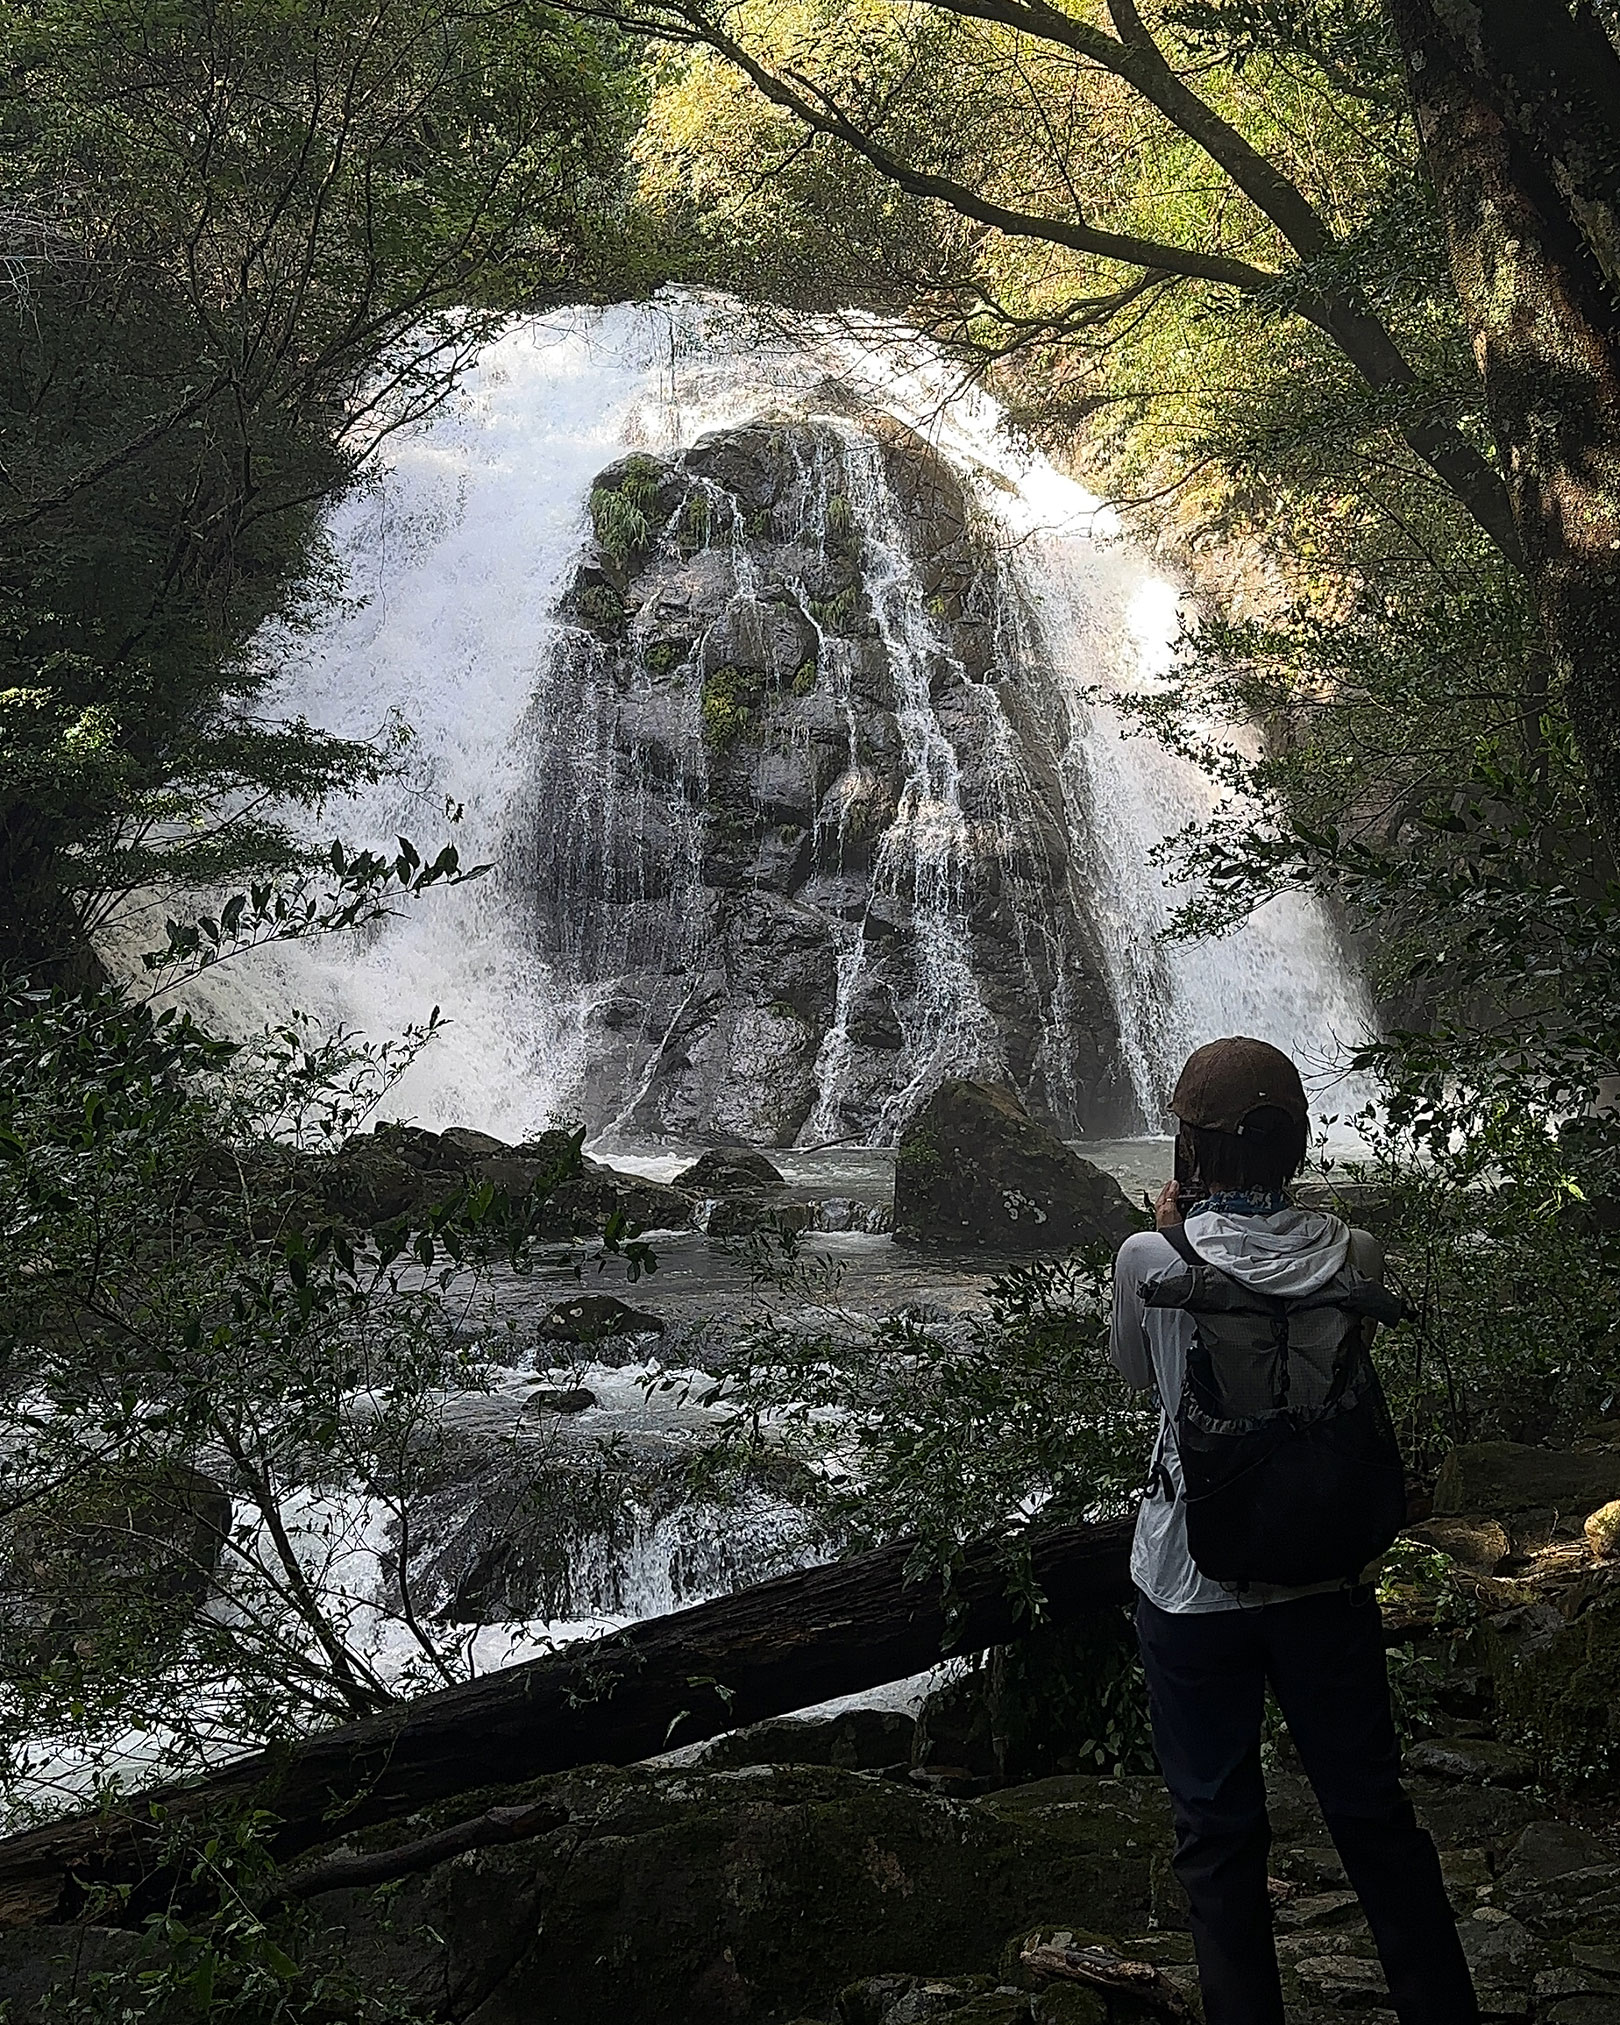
1184,1206,1350,1296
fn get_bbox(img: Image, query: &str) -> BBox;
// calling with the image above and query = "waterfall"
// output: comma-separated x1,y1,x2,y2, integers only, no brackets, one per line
142,293,1375,1143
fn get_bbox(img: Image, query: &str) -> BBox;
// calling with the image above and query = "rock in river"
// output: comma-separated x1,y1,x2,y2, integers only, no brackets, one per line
673,1146,789,1196
535,1294,664,1345
893,1080,1139,1251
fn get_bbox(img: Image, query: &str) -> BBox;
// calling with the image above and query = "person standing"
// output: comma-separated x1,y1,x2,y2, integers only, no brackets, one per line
1110,1036,1479,2025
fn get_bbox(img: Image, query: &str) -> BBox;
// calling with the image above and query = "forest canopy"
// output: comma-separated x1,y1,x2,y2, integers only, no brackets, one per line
0,0,647,974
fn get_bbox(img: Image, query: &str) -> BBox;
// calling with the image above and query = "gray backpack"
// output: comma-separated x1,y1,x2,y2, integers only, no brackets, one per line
1140,1225,1409,1587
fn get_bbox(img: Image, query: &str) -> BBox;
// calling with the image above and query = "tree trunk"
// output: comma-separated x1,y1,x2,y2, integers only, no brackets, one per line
1387,0,1620,846
0,1515,1134,1927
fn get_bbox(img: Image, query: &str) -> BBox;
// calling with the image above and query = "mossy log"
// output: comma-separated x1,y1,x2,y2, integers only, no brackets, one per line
0,1516,1134,1926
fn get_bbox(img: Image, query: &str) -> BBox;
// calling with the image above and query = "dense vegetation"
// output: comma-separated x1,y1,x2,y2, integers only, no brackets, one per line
1,0,647,974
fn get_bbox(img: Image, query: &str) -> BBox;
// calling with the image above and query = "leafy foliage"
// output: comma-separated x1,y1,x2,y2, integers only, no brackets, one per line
0,0,647,972
0,858,657,1820
676,1247,1154,1593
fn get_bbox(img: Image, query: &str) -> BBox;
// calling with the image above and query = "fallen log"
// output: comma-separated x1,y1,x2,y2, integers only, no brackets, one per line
275,1799,570,1901
0,1514,1134,1926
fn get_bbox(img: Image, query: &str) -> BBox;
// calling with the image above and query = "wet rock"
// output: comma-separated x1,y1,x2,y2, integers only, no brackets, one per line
521,1387,597,1416
526,419,1131,1147
1403,1737,1534,1786
399,1429,807,1625
694,1708,916,1773
673,1146,788,1195
893,1081,1138,1251
701,1195,817,1240
535,1294,664,1344
811,1196,894,1234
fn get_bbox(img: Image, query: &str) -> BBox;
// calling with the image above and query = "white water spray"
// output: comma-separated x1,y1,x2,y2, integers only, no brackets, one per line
132,294,1374,1140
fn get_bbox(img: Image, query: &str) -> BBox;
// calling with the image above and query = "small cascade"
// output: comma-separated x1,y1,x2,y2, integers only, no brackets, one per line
784,423,1017,1140
542,1491,819,1623
141,294,1376,1144
832,428,1005,1137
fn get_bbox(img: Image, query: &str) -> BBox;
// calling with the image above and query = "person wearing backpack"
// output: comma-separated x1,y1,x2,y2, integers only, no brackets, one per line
1110,1036,1478,2025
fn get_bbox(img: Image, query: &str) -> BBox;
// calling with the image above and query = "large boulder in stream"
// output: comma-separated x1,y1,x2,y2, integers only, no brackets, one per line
893,1081,1139,1251
673,1145,789,1196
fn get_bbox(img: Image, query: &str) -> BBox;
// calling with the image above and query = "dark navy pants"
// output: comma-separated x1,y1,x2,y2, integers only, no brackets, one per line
1134,1587,1479,2025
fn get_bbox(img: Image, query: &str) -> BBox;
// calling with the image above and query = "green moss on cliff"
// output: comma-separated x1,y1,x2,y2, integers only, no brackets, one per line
701,664,767,751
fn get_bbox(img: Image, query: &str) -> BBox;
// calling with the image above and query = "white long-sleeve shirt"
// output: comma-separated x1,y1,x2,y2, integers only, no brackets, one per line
1110,1208,1387,1614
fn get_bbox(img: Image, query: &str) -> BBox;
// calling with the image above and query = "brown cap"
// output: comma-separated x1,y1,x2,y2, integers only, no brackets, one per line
1169,1037,1308,1134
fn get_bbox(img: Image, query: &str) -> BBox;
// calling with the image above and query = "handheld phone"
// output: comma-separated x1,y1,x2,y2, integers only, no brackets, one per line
1173,1134,1208,1214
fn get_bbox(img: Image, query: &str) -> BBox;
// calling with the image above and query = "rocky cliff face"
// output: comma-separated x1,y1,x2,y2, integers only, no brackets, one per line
506,412,1134,1147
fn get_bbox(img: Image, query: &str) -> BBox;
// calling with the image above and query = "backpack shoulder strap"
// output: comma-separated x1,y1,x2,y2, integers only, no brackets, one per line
1160,1220,1287,1314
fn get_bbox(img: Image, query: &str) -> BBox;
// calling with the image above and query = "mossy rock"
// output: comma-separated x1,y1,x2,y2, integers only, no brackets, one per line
308,1764,1179,2023
892,1081,1139,1251
643,638,689,678
1433,1444,1620,1526
701,663,769,751
1486,1571,1620,1788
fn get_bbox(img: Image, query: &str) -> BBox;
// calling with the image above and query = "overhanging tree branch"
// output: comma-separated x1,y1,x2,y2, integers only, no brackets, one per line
624,0,1523,567
684,10,1278,289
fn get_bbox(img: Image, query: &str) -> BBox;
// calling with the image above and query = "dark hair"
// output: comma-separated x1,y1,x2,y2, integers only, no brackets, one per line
1180,1105,1307,1192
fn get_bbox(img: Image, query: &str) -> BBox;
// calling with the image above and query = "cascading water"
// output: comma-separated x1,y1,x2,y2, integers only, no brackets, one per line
810,424,1005,1139
146,293,1375,1143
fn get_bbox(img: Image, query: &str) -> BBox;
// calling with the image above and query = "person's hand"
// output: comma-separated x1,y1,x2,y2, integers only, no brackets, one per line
1154,1178,1183,1230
